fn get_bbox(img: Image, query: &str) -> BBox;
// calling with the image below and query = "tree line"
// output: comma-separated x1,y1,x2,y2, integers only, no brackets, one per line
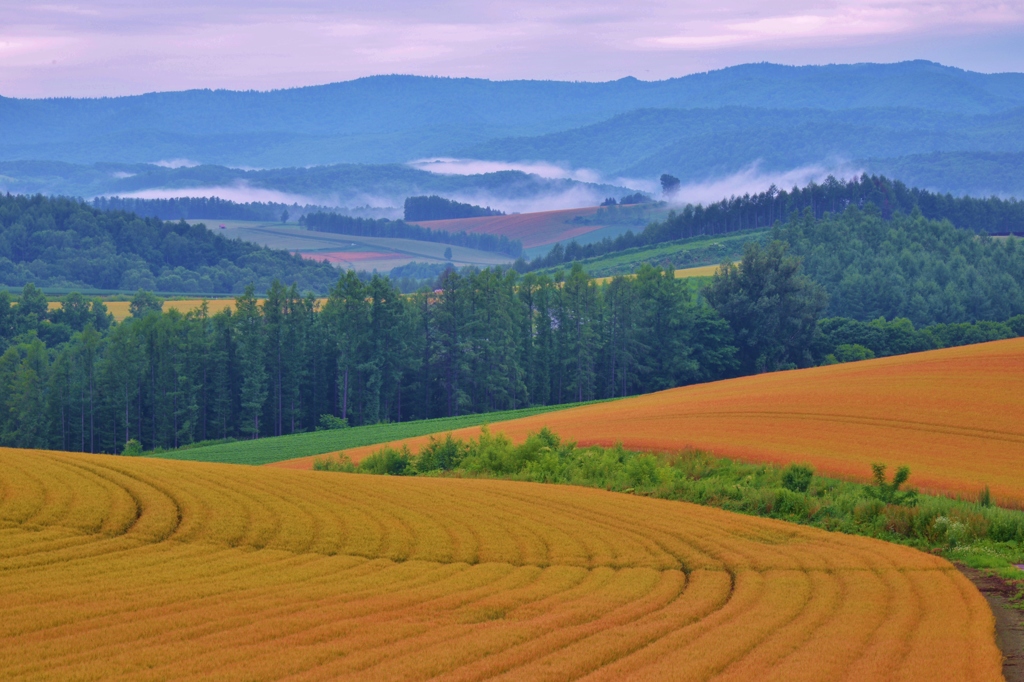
3,213,1022,454
300,212,523,257
404,195,504,221
91,196,319,223
519,174,1024,271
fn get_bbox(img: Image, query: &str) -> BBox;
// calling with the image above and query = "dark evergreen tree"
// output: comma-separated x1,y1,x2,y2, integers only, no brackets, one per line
705,240,828,373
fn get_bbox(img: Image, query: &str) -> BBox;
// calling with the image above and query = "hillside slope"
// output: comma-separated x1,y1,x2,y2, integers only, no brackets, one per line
0,448,1001,679
273,338,1024,506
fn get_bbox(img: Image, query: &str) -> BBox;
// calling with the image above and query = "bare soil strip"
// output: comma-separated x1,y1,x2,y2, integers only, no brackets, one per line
960,565,1024,682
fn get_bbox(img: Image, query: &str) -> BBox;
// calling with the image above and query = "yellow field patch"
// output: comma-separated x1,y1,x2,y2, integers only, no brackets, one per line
592,262,732,285
0,449,1001,679
47,298,328,322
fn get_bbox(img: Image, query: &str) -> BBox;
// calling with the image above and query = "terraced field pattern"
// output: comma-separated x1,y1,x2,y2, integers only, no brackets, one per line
276,338,1024,506
0,449,1001,680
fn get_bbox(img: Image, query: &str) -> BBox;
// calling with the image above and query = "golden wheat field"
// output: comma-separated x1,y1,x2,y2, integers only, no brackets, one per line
276,338,1024,506
0,448,1001,680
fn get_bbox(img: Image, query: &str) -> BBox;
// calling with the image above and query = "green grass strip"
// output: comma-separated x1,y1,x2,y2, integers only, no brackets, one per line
144,402,597,466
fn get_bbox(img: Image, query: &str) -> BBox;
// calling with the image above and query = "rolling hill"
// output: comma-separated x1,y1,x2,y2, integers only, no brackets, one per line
0,447,1000,679
273,337,1024,506
3,61,1024,170
461,106,1024,190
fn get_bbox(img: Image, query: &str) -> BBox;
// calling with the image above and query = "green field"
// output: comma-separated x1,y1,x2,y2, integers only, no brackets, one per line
543,229,767,278
146,403,596,465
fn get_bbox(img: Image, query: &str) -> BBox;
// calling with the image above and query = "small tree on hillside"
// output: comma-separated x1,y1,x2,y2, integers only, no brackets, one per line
660,174,681,197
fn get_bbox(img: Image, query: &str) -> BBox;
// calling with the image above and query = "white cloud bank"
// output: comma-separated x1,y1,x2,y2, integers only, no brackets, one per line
668,162,864,206
408,158,604,184
107,162,865,217
151,159,201,169
108,182,322,206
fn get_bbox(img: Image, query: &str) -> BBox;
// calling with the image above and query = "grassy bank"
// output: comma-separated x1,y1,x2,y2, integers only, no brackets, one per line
144,403,598,466
537,229,765,278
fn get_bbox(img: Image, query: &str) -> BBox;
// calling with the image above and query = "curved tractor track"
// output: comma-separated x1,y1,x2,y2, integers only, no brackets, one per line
0,449,1002,680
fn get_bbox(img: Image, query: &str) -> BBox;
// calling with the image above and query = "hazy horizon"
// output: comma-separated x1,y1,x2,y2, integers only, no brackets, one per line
2,1,1023,98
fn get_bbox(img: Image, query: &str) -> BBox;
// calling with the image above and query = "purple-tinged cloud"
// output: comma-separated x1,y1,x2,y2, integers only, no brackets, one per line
1,1,1023,97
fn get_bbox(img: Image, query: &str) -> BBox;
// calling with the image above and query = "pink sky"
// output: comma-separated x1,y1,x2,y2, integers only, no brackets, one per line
1,1,1023,97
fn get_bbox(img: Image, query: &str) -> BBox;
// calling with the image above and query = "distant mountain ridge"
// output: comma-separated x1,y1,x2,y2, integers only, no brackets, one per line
4,61,1024,169
462,105,1024,179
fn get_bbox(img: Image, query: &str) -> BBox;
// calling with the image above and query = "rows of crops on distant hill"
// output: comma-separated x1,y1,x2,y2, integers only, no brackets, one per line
154,403,592,465
276,338,1024,506
533,229,763,278
0,448,1001,679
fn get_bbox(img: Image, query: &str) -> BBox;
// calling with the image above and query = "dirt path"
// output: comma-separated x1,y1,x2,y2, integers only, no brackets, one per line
959,566,1024,682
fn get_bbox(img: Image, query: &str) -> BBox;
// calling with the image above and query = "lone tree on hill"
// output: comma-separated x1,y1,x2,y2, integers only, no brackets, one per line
660,174,681,197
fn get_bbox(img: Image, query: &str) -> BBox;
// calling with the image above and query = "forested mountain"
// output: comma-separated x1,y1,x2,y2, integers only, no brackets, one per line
2,61,1023,168
462,106,1024,184
864,152,1024,197
525,174,1024,271
0,194,338,293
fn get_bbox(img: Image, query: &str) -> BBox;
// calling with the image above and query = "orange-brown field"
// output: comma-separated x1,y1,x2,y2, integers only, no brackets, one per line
0,448,1000,680
275,338,1024,506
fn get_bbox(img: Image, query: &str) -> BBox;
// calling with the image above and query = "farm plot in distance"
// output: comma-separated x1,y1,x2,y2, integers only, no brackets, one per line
411,203,671,252
0,449,1001,680
277,338,1024,506
190,220,513,271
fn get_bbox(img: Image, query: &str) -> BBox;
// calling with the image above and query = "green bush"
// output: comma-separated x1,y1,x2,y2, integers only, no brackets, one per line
313,454,355,472
318,414,349,431
358,446,413,475
416,433,468,472
781,464,814,492
121,439,143,457
834,343,875,363
866,463,917,506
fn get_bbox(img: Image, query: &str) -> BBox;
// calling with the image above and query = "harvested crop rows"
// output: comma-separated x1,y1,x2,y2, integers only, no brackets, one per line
0,448,1001,680
281,338,1024,506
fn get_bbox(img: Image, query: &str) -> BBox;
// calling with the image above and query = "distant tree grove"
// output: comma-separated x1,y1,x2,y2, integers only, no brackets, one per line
0,265,737,452
521,173,1024,271
2,241,1021,454
3,191,1024,454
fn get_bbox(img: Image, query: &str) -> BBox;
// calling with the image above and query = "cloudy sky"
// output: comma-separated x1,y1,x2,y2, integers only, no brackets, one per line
2,1,1023,98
